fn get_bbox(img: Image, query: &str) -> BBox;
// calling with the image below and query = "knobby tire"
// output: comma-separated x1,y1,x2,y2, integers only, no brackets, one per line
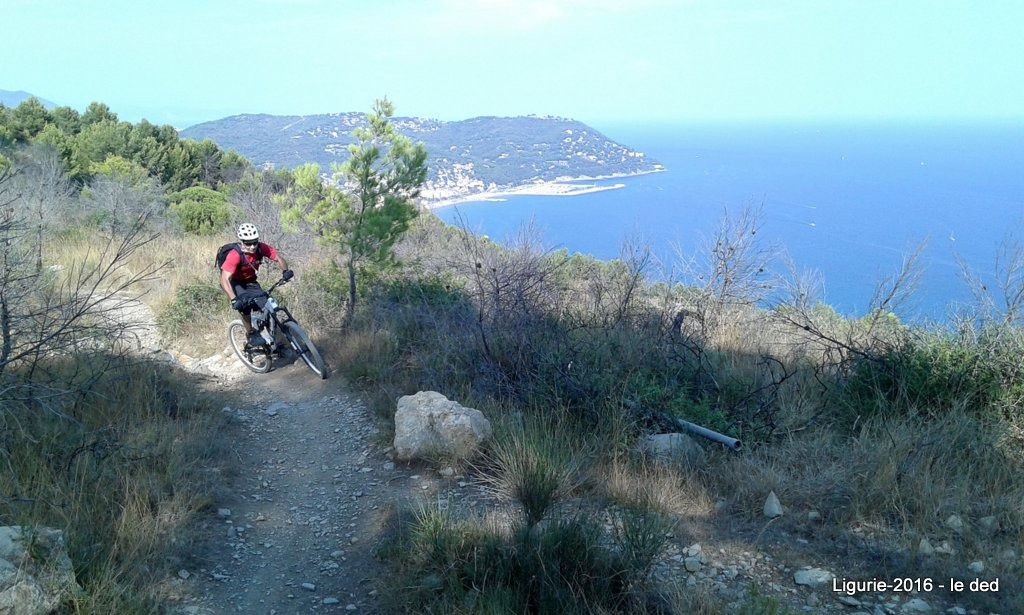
282,320,327,379
228,320,272,373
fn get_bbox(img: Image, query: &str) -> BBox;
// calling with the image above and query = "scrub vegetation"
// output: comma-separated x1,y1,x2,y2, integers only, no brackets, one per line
1,96,1020,613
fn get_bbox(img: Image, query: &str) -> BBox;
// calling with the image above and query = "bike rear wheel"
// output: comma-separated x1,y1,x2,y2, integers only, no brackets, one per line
228,320,272,373
282,320,327,379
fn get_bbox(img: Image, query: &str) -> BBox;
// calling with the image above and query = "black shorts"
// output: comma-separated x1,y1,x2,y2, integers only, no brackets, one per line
231,281,266,315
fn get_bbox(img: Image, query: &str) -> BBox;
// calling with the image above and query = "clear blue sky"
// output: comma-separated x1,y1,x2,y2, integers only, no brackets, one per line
3,0,1022,129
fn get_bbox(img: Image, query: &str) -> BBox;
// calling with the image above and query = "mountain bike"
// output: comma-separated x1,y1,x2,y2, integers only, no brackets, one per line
227,276,327,379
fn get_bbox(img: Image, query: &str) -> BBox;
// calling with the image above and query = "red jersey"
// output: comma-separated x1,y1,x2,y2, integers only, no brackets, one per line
221,242,278,283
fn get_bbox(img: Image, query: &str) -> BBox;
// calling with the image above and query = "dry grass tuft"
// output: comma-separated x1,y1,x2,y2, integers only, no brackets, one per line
480,413,590,528
603,457,715,519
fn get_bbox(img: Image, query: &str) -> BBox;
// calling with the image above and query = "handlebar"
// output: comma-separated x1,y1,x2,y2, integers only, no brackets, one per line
265,275,292,296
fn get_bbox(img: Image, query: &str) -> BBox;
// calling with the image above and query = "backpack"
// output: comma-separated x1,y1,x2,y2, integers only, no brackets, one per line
215,242,262,274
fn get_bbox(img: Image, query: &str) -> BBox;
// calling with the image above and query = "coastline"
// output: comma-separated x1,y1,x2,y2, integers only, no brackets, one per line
423,167,665,211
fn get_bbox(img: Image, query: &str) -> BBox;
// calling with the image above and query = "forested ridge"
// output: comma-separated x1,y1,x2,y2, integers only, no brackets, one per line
0,96,251,191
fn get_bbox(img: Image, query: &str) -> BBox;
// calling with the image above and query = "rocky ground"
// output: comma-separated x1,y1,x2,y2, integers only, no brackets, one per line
161,348,490,614
128,305,1014,614
165,350,395,614
166,351,1010,615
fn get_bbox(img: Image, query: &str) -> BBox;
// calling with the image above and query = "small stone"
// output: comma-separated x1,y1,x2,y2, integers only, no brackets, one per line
807,510,821,522
177,569,191,580
322,597,340,605
948,607,966,615
457,481,467,488
794,567,834,586
763,491,783,518
838,596,861,607
301,582,316,591
383,462,395,471
217,508,232,519
967,560,984,573
687,543,702,557
978,516,998,532
934,541,955,555
917,538,934,555
346,605,357,611
266,401,290,416
331,550,344,558
227,526,237,539
439,467,456,477
684,557,701,572
944,514,963,532
900,598,932,613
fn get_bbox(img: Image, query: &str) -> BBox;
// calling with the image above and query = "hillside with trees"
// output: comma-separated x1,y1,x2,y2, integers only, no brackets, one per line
181,112,663,203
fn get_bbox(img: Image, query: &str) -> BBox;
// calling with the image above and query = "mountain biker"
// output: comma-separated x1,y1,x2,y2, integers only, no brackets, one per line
219,223,293,346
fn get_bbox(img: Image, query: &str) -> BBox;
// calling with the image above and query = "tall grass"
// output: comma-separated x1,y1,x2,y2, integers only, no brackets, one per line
381,499,678,614
0,356,225,612
480,413,588,528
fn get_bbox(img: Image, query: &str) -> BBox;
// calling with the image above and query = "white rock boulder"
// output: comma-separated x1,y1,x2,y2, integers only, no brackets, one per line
394,392,492,461
0,526,81,615
793,566,834,587
635,433,706,466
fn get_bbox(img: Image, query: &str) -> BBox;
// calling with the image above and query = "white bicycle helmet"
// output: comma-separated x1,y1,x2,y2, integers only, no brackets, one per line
237,223,260,242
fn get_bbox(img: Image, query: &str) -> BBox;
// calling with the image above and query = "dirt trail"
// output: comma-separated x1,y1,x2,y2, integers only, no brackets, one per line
179,355,409,614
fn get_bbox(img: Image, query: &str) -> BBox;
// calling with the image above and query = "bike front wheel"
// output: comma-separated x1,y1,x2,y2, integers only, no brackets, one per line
282,320,327,379
228,320,272,373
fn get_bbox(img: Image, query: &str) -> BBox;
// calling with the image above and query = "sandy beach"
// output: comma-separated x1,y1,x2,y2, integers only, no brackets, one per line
425,182,624,210
424,168,664,210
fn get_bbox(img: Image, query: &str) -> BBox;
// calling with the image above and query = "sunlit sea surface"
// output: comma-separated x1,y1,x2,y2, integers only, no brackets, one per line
434,121,1024,322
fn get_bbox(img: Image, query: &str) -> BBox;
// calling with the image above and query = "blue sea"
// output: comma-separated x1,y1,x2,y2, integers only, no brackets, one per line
434,122,1024,322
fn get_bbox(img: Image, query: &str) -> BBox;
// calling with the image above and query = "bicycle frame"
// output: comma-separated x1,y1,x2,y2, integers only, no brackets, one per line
246,278,294,348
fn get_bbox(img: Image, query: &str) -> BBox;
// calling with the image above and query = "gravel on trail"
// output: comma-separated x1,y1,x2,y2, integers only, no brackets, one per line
179,358,408,614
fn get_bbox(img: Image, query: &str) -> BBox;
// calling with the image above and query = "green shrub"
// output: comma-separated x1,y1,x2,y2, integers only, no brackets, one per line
167,186,238,234
611,507,675,588
668,393,732,436
841,333,1013,422
157,283,225,337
